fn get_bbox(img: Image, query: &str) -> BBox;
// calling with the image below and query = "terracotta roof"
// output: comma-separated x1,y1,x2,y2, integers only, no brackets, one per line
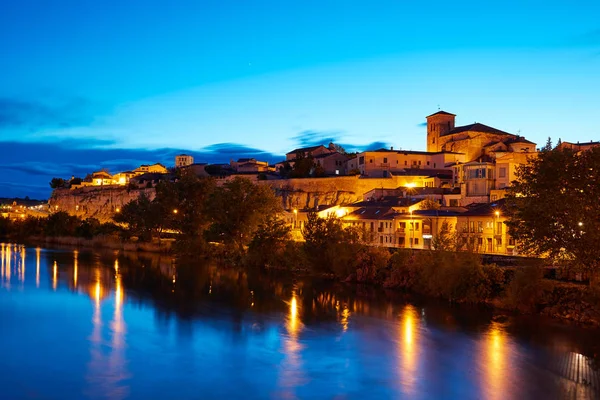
286,145,326,155
503,136,536,145
442,123,513,137
459,199,507,217
426,111,456,118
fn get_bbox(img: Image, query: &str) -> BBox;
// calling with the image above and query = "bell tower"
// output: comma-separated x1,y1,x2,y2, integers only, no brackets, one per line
426,111,456,152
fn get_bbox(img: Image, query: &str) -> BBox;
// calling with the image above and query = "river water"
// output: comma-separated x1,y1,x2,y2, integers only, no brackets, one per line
0,243,599,399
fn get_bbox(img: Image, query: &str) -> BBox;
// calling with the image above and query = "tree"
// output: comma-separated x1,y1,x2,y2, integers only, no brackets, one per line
505,147,600,275
419,197,441,210
113,193,161,242
332,143,347,154
289,153,315,178
542,137,553,152
207,177,281,253
246,216,292,267
432,220,454,251
302,212,361,276
154,171,216,240
49,178,68,189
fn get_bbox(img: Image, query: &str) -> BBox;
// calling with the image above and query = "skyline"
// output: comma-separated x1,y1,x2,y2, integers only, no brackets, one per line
1,0,599,198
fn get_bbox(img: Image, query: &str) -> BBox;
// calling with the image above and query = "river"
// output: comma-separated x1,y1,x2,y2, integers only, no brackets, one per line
0,243,599,399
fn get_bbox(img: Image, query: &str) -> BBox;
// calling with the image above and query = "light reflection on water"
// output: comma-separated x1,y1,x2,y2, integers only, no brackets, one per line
0,244,599,400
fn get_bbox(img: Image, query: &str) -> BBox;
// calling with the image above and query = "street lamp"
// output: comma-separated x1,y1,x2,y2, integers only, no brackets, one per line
293,208,298,230
410,210,414,248
173,209,178,214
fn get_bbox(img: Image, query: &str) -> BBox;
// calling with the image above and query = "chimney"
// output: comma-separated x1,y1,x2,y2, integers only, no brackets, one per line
390,146,394,151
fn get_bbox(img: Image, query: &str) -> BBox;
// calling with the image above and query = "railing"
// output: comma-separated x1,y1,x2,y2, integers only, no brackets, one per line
396,228,405,234
377,227,384,232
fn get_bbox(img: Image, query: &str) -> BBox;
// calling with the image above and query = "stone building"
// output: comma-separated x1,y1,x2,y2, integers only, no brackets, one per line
175,154,194,168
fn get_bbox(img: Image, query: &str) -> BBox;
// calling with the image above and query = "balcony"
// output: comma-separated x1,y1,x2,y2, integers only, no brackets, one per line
396,228,405,234
422,227,431,235
378,227,384,233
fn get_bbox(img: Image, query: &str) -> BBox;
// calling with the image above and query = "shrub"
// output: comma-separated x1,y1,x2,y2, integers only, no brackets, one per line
354,246,391,283
504,265,552,312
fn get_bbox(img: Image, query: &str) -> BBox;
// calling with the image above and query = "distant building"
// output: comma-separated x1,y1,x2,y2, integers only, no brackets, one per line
555,140,600,153
230,158,271,173
175,154,194,168
134,163,168,174
285,143,335,161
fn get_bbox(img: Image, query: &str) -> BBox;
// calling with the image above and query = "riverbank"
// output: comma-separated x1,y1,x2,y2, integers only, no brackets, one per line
19,235,173,254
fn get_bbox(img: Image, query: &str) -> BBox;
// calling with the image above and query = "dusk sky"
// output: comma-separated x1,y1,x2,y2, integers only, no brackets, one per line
1,0,599,198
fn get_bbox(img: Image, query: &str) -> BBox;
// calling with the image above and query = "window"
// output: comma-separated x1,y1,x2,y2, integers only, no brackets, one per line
450,199,459,207
496,222,502,234
383,157,388,163
415,223,420,230
418,160,421,165
434,163,437,168
499,167,506,178
370,222,374,231
478,221,483,233
470,221,475,233
414,238,419,245
380,236,383,244
369,159,373,163
427,161,430,166
359,156,364,165
496,237,502,246
404,161,408,166
478,237,483,245
491,195,497,201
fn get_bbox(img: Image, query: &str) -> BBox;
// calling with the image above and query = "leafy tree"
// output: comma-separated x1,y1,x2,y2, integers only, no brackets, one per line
419,197,441,210
49,178,68,189
246,216,292,267
289,153,315,178
432,220,454,250
347,168,361,176
45,211,80,236
302,212,361,276
506,147,600,275
70,177,83,186
207,177,281,253
154,171,216,240
113,194,161,242
332,143,347,154
542,137,553,152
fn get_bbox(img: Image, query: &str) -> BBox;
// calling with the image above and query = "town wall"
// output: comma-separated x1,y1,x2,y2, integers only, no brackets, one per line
49,176,406,222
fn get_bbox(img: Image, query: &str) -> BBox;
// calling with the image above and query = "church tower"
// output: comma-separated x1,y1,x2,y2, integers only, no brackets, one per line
426,111,456,152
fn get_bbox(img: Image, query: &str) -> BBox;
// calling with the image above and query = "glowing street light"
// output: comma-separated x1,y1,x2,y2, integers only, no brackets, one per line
173,209,178,214
115,207,121,213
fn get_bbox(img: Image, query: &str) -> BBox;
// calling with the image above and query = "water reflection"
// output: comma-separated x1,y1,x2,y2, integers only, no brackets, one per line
0,245,599,399
481,322,513,400
278,289,306,398
35,247,40,287
398,304,420,396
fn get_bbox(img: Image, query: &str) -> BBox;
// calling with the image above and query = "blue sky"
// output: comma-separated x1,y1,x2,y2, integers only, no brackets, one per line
1,0,599,198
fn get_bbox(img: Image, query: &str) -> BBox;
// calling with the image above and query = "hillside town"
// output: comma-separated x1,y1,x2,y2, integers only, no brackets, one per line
12,110,597,256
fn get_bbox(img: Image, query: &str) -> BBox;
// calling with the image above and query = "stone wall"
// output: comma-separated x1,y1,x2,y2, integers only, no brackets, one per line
49,186,156,222
49,176,407,221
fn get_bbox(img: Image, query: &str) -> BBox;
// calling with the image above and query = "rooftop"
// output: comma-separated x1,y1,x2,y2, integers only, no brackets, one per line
443,123,513,137
426,110,456,118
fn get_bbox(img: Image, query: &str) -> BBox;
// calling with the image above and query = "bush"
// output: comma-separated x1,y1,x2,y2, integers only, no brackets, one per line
354,246,391,283
503,265,552,312
384,250,505,304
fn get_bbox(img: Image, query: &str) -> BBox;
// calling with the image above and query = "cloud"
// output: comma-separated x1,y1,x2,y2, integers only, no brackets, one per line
417,122,428,127
291,130,342,148
0,139,284,199
0,96,93,131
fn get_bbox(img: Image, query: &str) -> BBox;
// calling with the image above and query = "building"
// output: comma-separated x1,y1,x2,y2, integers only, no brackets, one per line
134,163,168,174
314,152,349,175
285,143,335,161
454,199,516,255
426,111,536,162
355,148,465,178
175,154,194,168
556,140,600,153
230,158,271,173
